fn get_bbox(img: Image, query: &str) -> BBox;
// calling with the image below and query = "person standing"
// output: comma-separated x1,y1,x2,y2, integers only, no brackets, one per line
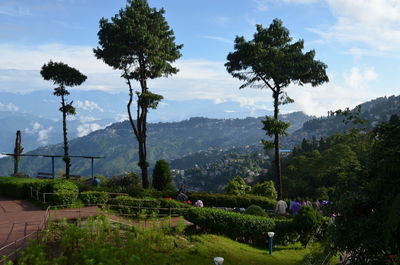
275,199,288,215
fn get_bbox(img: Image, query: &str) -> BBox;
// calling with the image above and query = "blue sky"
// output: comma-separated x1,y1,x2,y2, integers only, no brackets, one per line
0,0,399,128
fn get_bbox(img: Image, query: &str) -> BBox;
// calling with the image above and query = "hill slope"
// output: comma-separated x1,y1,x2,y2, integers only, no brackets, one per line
0,112,311,176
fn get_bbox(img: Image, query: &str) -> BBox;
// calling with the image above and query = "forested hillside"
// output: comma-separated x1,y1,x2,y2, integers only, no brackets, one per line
0,112,310,176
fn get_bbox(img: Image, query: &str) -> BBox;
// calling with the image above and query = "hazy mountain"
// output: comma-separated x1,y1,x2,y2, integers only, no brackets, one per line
0,111,113,152
0,111,311,176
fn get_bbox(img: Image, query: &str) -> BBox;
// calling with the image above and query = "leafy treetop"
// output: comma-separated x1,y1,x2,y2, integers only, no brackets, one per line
40,61,87,89
93,0,183,81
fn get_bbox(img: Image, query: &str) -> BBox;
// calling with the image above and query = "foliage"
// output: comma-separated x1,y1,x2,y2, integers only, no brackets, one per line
79,191,109,205
245,204,268,217
293,206,325,247
94,0,182,188
40,60,87,179
104,172,144,196
225,18,328,200
328,115,400,264
152,160,173,191
0,177,47,199
47,179,79,205
7,216,315,265
184,207,296,246
252,180,277,199
224,175,251,195
187,192,276,210
282,130,370,199
113,195,160,216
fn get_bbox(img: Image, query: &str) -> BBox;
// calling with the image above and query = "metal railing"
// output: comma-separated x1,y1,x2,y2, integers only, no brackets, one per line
0,205,51,264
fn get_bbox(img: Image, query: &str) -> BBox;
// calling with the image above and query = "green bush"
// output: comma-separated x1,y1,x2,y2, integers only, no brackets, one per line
47,179,79,205
293,206,325,247
187,192,276,210
0,177,48,199
245,205,268,217
80,191,109,205
159,198,191,215
183,207,296,246
251,181,277,199
113,195,161,216
224,176,251,195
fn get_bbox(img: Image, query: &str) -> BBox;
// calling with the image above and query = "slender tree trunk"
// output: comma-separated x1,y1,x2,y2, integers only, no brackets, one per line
61,93,70,179
13,130,22,174
273,90,282,200
126,73,149,189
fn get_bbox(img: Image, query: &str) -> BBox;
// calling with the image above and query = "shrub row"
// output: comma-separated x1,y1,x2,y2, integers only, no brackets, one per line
0,177,47,199
79,191,109,205
186,192,276,210
183,207,297,246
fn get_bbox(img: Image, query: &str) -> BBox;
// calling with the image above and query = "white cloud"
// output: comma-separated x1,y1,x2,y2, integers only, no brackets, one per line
0,102,19,111
77,123,103,137
76,100,104,112
79,115,98,123
37,126,53,144
312,0,400,53
200,35,231,44
286,67,381,116
115,113,129,122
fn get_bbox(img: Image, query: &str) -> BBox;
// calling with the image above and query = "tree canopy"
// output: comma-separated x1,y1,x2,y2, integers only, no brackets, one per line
226,18,328,200
94,0,182,188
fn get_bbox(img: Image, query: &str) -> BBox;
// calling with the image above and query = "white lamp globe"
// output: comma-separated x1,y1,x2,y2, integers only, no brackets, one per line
267,232,275,238
214,257,224,265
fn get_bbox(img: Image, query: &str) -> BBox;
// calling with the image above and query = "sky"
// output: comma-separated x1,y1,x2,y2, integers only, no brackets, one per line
0,0,399,126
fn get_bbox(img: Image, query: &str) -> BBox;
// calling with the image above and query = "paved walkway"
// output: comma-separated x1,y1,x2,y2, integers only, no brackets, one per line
0,196,192,259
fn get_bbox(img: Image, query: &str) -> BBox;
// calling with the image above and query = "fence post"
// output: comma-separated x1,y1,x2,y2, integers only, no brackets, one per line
43,193,46,203
30,186,33,198
36,190,39,201
24,222,27,242
169,207,171,217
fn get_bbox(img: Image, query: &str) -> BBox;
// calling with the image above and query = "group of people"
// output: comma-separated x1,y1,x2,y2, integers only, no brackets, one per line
275,197,327,215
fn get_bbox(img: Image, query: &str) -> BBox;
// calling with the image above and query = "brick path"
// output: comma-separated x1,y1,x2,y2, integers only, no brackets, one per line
0,196,192,259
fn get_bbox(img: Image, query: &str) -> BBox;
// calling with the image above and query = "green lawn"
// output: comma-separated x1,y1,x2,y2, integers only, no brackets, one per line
171,234,312,265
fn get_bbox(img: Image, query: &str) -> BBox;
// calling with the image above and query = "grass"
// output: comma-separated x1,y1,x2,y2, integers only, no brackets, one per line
173,234,312,265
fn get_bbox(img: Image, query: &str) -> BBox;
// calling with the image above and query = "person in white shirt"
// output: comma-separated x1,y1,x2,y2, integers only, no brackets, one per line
275,199,288,215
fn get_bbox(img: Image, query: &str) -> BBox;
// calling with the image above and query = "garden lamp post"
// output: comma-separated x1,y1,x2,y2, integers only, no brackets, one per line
214,257,224,265
267,232,275,255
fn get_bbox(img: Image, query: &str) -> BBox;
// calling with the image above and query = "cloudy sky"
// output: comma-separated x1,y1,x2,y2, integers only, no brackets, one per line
0,0,399,122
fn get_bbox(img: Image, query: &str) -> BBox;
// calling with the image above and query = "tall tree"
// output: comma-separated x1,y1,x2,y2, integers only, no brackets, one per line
94,0,182,188
40,61,87,179
13,130,23,175
225,19,328,200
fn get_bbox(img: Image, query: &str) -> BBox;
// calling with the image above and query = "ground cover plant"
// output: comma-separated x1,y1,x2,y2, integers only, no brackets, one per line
5,216,318,265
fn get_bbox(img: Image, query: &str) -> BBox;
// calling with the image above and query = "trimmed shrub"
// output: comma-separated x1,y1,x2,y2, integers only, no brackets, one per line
0,177,47,199
80,191,109,205
159,198,191,215
187,192,276,210
183,207,275,245
245,205,268,217
47,179,79,205
183,207,298,246
113,195,160,216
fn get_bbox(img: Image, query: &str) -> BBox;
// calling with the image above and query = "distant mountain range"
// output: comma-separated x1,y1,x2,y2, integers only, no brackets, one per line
0,111,311,176
0,95,399,178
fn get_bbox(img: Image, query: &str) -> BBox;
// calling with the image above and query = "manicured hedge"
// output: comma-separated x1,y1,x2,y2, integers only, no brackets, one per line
113,195,161,216
183,207,297,246
0,177,48,199
186,192,276,210
80,191,109,205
